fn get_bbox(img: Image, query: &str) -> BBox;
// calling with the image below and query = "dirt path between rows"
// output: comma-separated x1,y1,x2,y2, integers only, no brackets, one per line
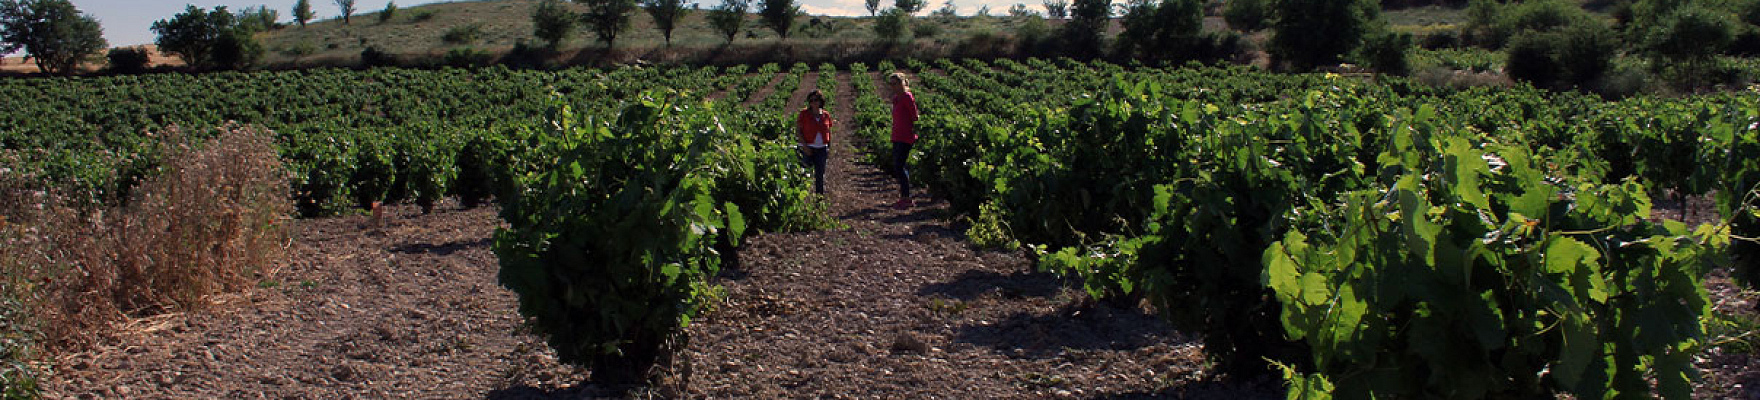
784,72,819,113
667,73,1272,398
739,73,787,109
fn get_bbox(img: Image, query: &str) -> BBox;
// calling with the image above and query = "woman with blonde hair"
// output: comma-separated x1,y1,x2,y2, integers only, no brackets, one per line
796,90,834,195
887,72,919,209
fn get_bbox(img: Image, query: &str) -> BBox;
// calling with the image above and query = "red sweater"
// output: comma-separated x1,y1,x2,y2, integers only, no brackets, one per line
797,108,833,146
891,90,919,144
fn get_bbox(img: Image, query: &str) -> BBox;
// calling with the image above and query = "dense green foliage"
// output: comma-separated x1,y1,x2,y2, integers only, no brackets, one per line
1224,0,1269,32
492,95,819,384
152,5,265,70
1270,116,1718,399
103,46,149,74
578,0,636,48
892,57,1758,395
532,0,575,48
1269,0,1382,70
0,65,777,215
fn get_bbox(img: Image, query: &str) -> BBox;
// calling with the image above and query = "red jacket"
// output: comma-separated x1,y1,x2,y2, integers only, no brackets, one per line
797,108,834,146
891,90,919,144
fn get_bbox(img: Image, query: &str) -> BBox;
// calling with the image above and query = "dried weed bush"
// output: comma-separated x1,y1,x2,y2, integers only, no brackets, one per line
0,123,291,355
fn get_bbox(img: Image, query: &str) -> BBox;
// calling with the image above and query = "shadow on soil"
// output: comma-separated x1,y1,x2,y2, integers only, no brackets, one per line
951,301,1180,359
917,269,1063,300
1086,377,1285,400
486,383,646,400
390,237,491,256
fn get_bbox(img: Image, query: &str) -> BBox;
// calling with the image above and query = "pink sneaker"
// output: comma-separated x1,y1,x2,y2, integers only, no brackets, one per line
892,198,913,210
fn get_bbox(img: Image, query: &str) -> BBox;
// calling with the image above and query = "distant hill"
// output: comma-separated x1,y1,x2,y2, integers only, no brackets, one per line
255,0,1040,67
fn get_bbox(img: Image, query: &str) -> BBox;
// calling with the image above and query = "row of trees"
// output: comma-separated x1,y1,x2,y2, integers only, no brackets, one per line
530,0,809,49
0,0,381,75
0,0,1381,75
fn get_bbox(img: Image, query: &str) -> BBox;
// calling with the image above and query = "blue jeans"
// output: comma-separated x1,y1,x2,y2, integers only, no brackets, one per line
800,147,828,194
891,142,912,199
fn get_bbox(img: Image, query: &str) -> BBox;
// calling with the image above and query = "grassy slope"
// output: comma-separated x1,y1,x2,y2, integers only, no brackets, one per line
258,0,1034,66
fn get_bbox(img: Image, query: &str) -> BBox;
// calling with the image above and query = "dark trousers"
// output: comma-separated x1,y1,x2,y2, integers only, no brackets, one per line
890,142,912,199
800,147,828,194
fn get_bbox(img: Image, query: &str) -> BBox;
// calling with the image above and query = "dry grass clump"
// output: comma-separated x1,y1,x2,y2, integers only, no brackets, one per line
0,123,291,354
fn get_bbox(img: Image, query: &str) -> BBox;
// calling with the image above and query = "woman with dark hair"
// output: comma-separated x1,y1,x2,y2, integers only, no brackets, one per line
796,90,834,195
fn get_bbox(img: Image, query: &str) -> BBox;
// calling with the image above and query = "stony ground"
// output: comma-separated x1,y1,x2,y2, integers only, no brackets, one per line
36,72,1760,399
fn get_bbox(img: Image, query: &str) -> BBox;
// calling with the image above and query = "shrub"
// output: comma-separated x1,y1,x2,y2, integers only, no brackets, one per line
954,29,1010,57
1357,30,1413,75
152,5,264,70
211,32,264,70
378,1,397,24
409,10,436,22
105,46,151,74
1268,0,1381,71
280,41,318,59
1061,0,1111,58
1506,18,1618,91
1224,0,1268,31
1271,142,1714,399
389,128,458,213
238,5,279,32
1556,21,1619,89
442,23,484,44
1645,5,1737,89
349,137,395,210
453,134,515,208
914,19,943,38
758,0,799,40
502,40,553,69
1043,0,1068,19
1505,32,1564,88
1418,30,1460,49
1013,15,1051,55
707,0,746,44
532,0,575,48
1460,0,1500,46
0,164,44,400
875,7,911,43
581,0,638,47
494,98,748,385
110,124,291,312
360,45,396,67
1,124,290,364
443,47,494,68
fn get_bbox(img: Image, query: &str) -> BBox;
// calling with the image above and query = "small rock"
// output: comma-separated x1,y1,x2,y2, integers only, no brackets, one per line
890,332,930,354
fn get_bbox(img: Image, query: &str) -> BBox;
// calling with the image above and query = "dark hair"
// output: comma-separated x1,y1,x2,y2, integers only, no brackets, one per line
805,90,826,108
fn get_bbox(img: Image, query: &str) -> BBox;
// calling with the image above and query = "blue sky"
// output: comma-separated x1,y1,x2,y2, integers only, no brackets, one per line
66,0,1047,48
